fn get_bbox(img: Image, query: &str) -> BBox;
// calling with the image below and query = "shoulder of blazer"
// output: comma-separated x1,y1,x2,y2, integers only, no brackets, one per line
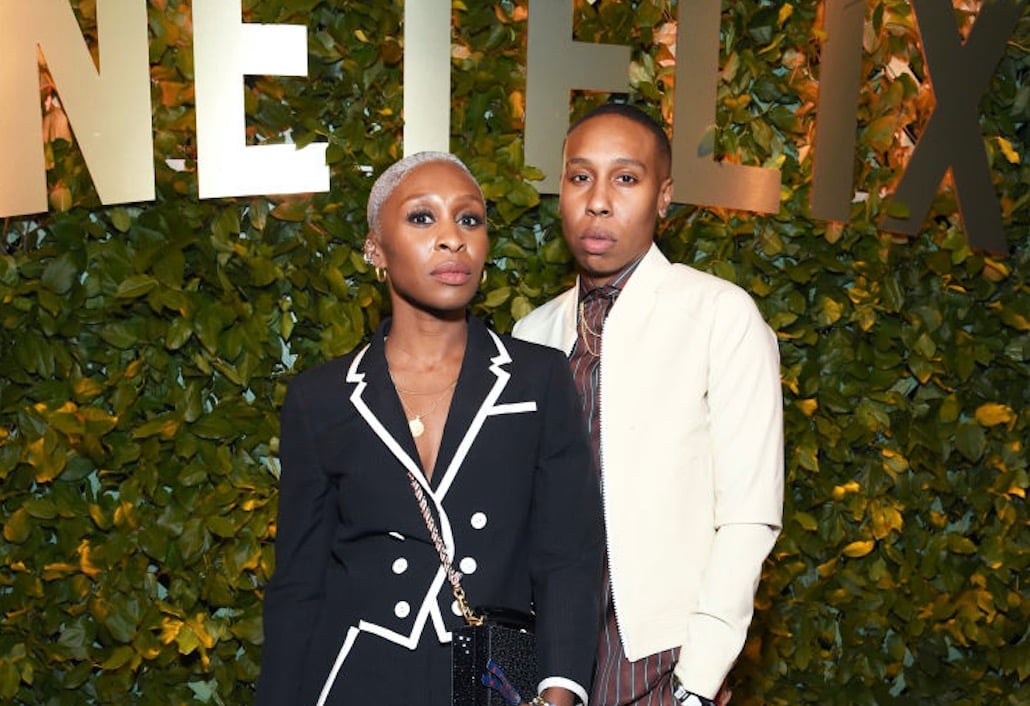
281,347,365,409
511,287,576,344
654,259,768,319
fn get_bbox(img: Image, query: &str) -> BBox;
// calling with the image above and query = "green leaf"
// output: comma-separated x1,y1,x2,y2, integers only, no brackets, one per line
955,422,986,462
166,317,193,350
0,660,19,699
206,515,236,539
794,512,819,531
247,256,280,286
482,286,511,308
939,395,960,423
863,116,897,153
41,254,78,294
231,616,264,645
270,199,309,222
22,498,57,520
58,624,90,654
0,254,17,285
946,534,977,555
100,645,135,670
138,524,169,560
115,274,159,299
132,415,181,440
3,507,32,544
110,208,132,233
511,295,534,321
99,323,140,349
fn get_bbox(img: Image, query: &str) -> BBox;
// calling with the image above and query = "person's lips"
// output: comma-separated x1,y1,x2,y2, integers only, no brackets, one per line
431,261,473,285
578,228,616,255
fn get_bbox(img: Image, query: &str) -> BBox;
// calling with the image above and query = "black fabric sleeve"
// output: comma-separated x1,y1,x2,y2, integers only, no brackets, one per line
254,379,337,706
527,350,604,698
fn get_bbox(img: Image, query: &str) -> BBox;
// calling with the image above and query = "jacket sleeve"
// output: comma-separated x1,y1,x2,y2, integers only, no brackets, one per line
528,352,605,705
674,287,784,698
255,379,337,706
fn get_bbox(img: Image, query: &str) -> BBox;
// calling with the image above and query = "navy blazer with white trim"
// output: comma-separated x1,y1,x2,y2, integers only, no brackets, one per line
256,316,603,706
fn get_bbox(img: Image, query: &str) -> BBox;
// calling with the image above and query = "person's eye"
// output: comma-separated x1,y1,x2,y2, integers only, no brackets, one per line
406,210,435,225
457,212,484,228
615,174,638,184
567,173,590,184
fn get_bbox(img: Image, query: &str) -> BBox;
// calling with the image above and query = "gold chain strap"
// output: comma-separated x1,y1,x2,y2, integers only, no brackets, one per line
406,471,484,627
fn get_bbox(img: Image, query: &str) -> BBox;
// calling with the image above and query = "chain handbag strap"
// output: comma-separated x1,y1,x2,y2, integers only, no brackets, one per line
406,471,484,627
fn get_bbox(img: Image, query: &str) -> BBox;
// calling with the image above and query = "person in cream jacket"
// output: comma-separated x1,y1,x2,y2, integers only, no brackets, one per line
513,104,784,706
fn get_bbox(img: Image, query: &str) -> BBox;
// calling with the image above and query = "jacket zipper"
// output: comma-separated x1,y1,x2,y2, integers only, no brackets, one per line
597,317,627,648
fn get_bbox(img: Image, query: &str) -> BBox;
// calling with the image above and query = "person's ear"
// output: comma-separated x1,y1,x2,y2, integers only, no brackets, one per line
657,177,674,218
363,236,383,267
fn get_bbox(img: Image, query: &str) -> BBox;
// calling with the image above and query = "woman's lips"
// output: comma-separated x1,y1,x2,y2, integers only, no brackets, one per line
431,261,473,284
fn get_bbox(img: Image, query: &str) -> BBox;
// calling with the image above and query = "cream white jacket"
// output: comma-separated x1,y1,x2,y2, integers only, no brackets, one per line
513,244,784,699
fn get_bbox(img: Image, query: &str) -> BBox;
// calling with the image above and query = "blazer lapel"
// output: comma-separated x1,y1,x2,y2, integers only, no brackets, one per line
345,325,425,481
604,244,665,356
433,317,512,498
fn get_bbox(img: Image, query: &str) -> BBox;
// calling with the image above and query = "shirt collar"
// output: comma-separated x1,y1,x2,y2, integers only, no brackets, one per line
577,254,645,301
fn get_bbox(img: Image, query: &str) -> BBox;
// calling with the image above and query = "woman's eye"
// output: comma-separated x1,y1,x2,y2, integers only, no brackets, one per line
568,173,589,183
458,213,484,227
407,210,434,225
615,174,638,184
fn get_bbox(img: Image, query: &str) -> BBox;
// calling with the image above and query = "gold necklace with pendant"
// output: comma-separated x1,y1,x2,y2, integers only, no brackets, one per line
394,378,458,438
384,335,461,439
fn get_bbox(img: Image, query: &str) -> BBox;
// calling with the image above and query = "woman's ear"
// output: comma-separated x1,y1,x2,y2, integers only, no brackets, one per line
363,237,381,266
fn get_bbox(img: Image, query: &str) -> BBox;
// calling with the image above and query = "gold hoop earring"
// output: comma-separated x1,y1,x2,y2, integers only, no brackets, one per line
375,266,386,283
480,269,488,286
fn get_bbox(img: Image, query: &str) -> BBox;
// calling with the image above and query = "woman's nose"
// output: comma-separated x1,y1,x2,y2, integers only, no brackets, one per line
436,222,467,251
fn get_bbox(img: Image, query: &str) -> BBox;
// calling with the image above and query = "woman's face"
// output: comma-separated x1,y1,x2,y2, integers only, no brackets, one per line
371,161,488,317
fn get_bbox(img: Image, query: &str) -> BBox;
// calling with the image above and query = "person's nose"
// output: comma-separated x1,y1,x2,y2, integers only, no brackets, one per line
586,182,612,217
436,220,468,252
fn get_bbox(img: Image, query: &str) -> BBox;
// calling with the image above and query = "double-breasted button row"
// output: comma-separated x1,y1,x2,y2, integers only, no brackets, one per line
390,510,490,619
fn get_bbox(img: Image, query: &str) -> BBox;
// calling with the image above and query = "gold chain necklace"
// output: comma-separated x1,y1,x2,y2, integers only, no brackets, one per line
390,376,458,438
578,300,603,357
384,336,461,438
394,378,458,396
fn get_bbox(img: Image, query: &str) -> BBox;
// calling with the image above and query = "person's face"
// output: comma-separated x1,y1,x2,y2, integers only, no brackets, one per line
559,115,673,286
369,161,488,316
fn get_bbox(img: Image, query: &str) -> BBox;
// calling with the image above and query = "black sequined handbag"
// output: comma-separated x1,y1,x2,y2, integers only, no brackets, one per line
404,472,539,705
452,606,537,705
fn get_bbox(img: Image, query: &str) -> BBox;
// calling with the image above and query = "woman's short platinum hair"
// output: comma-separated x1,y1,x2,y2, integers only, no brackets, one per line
366,151,483,233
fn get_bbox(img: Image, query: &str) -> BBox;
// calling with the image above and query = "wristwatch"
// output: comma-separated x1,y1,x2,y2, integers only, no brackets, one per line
671,674,716,706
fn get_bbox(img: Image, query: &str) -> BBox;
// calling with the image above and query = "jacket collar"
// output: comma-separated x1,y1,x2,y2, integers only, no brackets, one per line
555,243,671,352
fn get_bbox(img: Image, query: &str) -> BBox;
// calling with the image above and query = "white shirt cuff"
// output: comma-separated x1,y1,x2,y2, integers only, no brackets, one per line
538,676,589,706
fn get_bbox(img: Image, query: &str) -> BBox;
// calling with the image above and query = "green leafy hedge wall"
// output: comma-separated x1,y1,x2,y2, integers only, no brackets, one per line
1,1,1026,704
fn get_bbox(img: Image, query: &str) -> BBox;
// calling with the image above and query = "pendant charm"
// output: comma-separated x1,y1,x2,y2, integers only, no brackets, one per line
409,416,425,438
